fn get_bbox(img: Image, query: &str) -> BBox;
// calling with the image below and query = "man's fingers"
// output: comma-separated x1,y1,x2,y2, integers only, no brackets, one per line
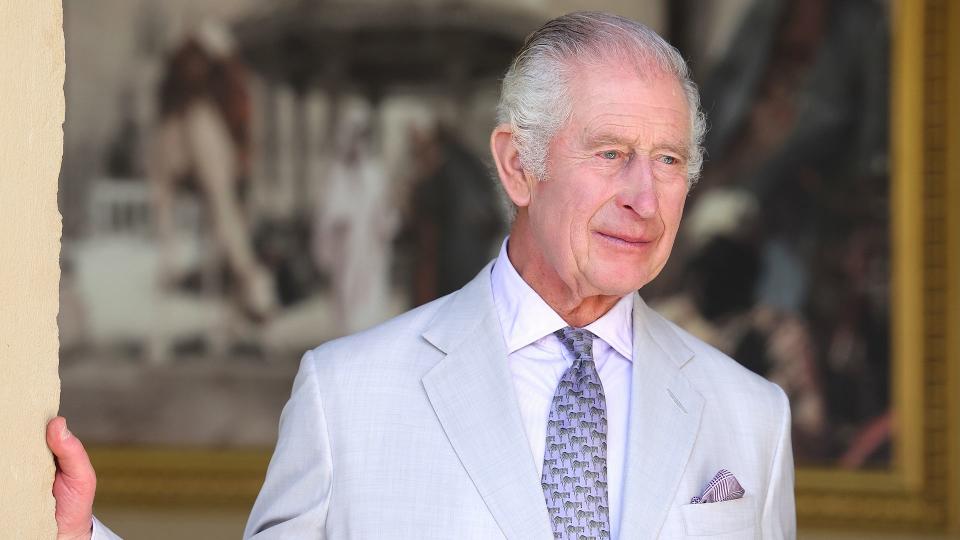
46,416,95,482
47,417,96,540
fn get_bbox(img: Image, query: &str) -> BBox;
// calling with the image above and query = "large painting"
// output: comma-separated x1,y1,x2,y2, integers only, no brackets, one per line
60,0,958,532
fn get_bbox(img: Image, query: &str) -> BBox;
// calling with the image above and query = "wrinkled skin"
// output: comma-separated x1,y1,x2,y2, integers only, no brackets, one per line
492,62,691,326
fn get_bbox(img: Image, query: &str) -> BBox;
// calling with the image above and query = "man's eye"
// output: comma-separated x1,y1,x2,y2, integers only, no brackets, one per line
658,155,679,165
599,150,620,160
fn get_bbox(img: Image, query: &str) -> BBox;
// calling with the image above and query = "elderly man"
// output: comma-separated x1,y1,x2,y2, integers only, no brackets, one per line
49,11,794,539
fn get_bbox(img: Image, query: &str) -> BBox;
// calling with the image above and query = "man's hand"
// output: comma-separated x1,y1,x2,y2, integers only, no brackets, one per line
46,417,96,540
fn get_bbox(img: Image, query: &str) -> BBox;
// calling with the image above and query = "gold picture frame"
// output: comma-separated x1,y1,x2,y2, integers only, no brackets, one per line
88,0,960,534
794,0,959,533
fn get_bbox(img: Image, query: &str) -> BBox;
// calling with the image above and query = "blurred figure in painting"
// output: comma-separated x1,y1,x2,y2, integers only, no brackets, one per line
149,22,276,323
312,105,399,334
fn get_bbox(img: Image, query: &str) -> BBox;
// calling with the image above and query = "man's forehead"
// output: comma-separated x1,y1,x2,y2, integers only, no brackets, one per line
580,109,687,132
575,106,689,147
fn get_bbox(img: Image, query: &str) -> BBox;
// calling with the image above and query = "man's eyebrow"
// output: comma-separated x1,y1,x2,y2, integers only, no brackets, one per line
657,143,691,158
581,131,690,158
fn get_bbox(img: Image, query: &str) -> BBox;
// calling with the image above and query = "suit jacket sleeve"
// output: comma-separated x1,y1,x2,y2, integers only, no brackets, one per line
244,350,333,539
761,384,797,538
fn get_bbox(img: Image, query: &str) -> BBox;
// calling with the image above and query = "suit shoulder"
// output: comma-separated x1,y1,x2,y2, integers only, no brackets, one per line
300,293,454,372
661,315,788,412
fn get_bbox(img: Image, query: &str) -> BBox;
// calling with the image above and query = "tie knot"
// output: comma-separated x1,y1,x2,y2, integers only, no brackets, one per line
554,327,595,361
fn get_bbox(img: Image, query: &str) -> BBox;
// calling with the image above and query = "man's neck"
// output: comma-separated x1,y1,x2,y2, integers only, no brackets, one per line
506,219,622,328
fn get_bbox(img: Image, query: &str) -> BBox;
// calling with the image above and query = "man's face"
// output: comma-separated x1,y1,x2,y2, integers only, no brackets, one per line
525,62,691,298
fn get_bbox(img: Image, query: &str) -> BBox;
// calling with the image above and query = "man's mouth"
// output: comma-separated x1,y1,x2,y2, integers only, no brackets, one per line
594,231,657,247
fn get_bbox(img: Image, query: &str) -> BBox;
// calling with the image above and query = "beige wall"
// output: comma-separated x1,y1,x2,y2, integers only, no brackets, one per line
0,0,64,539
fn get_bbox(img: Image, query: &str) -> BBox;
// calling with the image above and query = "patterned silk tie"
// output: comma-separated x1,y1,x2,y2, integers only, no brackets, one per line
542,327,610,539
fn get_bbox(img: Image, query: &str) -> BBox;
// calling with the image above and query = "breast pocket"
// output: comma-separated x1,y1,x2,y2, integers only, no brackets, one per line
679,495,757,538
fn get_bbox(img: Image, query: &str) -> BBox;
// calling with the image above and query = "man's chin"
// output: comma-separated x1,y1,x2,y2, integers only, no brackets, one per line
585,255,660,293
588,272,650,298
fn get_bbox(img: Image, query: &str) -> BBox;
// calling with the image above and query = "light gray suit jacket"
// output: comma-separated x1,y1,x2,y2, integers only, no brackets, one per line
244,263,796,539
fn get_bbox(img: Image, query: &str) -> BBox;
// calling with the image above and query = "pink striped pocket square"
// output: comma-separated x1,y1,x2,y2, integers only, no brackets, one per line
690,469,745,504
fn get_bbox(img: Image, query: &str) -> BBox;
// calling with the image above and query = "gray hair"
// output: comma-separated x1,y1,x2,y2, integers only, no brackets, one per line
496,11,706,187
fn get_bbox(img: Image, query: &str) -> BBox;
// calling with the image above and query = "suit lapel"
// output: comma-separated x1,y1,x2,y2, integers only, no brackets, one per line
421,264,553,540
618,296,704,539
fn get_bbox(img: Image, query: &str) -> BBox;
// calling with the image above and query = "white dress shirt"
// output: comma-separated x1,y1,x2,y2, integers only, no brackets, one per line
490,238,634,540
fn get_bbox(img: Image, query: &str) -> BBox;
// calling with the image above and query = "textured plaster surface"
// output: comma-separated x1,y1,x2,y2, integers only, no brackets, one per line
0,0,65,538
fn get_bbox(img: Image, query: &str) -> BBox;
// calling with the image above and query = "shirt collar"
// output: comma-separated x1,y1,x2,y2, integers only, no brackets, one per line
490,237,634,360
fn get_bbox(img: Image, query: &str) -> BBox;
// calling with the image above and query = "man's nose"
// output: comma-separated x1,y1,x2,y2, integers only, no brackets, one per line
616,158,658,218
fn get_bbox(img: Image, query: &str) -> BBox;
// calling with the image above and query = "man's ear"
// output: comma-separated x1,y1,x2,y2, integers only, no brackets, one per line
490,124,532,208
